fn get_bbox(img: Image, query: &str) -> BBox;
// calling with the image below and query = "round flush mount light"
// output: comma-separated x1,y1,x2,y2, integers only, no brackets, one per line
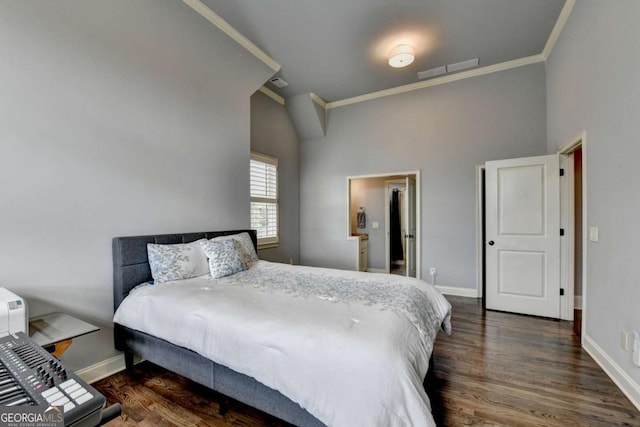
388,44,415,68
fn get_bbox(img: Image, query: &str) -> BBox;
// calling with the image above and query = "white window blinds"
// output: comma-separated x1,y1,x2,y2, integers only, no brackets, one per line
250,152,279,247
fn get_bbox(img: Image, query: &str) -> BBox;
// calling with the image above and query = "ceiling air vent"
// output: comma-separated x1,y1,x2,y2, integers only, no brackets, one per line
417,66,447,80
446,58,479,73
269,77,288,88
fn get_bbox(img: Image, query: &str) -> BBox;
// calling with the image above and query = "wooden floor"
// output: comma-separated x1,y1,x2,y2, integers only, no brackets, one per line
95,362,290,427
429,297,638,426
93,296,639,426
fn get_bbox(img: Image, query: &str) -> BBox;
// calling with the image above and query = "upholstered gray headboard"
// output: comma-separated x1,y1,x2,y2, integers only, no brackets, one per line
112,230,257,312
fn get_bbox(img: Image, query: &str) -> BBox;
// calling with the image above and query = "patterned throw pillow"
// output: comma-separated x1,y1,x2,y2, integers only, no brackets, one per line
210,232,259,268
200,239,246,279
147,239,209,283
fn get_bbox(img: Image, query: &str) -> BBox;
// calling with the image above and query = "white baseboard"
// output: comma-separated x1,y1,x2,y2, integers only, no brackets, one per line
76,354,126,384
583,334,640,412
367,268,386,274
435,285,478,298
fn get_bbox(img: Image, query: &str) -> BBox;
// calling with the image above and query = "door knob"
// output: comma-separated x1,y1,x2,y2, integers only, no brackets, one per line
488,240,495,246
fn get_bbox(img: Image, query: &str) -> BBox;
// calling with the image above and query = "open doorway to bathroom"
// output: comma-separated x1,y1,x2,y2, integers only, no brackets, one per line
387,180,407,276
347,171,420,278
384,178,417,277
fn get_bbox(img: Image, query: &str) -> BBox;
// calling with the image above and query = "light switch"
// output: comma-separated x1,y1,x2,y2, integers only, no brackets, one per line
589,226,599,242
371,222,379,229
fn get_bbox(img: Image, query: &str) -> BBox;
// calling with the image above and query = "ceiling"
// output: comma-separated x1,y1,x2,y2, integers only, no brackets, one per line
201,0,566,103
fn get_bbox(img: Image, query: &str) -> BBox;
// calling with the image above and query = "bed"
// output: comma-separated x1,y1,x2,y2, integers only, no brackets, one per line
112,229,451,427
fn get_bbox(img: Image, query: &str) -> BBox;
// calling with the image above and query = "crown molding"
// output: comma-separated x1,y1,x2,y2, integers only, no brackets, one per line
326,54,544,109
542,0,576,60
181,0,573,111
310,93,327,109
258,86,285,106
181,0,281,72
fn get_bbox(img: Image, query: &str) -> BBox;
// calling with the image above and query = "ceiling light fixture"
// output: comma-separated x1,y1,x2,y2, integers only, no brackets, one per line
388,44,415,68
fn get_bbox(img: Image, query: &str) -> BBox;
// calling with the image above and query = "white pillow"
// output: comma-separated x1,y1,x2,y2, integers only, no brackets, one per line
211,232,259,268
147,239,209,283
200,239,245,279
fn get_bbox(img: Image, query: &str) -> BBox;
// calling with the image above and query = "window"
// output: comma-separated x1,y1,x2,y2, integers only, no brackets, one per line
250,152,279,248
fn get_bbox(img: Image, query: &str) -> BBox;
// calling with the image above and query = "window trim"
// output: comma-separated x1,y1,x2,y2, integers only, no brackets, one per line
250,151,279,249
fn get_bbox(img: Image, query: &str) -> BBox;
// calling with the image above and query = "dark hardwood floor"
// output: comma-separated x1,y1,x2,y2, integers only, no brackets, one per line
94,296,639,426
95,362,290,427
429,297,638,426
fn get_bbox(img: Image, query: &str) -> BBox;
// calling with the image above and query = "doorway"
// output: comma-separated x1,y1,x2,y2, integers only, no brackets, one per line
386,180,406,275
384,177,417,277
558,137,585,339
347,171,420,278
571,146,583,337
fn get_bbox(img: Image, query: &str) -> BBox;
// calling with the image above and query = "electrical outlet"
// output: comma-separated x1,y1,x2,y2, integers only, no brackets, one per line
621,331,629,351
429,267,437,276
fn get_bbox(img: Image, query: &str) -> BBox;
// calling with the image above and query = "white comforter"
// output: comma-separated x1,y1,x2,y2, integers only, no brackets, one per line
114,261,451,427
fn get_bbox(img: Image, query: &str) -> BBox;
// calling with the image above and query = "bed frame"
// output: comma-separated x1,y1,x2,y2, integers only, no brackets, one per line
112,229,325,427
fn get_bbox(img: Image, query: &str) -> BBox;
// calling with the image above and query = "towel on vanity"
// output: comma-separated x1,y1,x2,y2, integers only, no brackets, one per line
357,210,366,229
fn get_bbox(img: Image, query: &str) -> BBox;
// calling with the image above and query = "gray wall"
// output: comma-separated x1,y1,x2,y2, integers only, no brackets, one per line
250,92,300,264
546,1,640,387
300,63,548,289
0,0,274,336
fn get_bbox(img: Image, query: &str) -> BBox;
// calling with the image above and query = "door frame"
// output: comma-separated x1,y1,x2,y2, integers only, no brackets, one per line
558,132,587,340
475,132,587,322
475,165,485,299
346,170,421,278
559,153,575,321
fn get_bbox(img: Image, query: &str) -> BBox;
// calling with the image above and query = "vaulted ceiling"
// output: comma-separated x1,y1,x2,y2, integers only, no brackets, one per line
201,0,566,103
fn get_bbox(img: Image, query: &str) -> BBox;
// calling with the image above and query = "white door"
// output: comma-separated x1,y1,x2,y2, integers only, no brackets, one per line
485,154,561,318
405,176,417,278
